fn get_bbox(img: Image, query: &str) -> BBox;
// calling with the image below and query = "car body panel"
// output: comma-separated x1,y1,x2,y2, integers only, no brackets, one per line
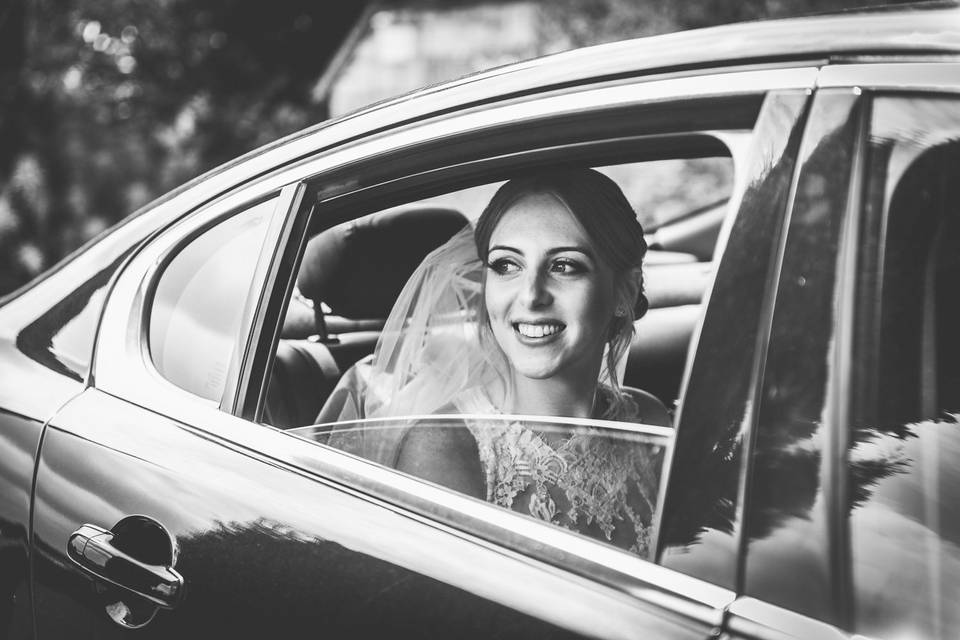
31,388,718,639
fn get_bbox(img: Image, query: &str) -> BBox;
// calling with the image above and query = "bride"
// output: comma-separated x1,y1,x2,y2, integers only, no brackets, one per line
319,168,664,555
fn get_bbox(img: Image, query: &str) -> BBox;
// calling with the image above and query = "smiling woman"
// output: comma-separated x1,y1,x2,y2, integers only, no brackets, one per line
474,170,648,420
312,168,668,555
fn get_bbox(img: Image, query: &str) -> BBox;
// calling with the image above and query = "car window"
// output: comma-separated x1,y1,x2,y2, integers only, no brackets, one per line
848,95,960,640
265,153,737,560
149,197,276,401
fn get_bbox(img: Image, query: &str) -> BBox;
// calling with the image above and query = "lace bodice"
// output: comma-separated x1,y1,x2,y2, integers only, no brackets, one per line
456,388,663,556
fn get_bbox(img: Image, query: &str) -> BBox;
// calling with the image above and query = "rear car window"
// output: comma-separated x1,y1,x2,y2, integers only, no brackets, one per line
149,197,275,401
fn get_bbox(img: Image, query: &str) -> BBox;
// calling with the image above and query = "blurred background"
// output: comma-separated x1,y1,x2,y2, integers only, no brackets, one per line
0,0,913,297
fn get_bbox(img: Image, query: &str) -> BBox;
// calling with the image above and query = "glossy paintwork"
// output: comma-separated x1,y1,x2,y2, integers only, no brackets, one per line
743,91,863,626
0,249,113,637
846,95,960,640
32,389,711,639
658,90,811,587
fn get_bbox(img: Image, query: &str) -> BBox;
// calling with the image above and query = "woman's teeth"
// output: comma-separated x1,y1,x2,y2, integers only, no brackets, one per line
515,323,562,338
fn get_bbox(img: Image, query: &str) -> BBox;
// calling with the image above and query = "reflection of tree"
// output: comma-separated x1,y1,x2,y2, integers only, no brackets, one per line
31,518,581,637
659,94,810,558
149,518,581,638
743,95,859,542
848,427,914,511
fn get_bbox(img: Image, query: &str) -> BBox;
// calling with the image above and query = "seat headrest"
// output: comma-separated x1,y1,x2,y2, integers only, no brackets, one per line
298,205,469,319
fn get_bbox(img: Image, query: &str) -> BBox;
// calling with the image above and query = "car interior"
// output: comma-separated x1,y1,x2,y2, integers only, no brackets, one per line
262,157,733,431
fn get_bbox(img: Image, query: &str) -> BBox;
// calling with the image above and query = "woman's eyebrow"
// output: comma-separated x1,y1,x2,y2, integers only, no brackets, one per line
488,244,595,258
548,245,594,258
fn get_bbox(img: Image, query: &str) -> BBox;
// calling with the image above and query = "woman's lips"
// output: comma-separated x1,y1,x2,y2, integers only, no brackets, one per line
513,321,565,342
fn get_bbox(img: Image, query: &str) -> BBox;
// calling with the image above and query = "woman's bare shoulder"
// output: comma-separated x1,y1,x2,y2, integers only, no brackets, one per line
395,416,485,499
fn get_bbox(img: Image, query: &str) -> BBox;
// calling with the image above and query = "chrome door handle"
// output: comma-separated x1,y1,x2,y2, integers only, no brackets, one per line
68,522,184,609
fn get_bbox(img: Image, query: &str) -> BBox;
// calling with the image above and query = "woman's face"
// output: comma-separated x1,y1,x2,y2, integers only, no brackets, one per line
483,191,617,383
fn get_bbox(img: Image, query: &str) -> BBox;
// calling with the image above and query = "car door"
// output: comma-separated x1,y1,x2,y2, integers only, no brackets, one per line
30,65,815,638
723,63,960,640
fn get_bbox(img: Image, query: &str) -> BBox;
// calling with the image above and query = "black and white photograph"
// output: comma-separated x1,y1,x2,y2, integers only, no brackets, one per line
1,1,958,638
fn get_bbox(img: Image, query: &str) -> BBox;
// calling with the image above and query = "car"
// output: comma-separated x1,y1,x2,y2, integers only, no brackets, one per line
2,3,960,638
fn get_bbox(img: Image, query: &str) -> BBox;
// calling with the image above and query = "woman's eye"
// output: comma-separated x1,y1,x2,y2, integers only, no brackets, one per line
488,258,519,275
551,259,585,274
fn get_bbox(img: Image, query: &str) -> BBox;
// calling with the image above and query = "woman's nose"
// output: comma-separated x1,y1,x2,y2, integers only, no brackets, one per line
519,269,552,308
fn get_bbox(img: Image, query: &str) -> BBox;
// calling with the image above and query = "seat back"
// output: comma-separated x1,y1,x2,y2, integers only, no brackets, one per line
268,205,469,426
263,339,339,429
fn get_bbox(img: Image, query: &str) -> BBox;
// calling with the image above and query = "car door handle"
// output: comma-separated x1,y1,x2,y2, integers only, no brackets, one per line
68,523,184,609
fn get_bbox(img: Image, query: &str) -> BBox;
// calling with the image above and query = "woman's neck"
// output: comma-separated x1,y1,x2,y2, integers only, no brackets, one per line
509,375,599,419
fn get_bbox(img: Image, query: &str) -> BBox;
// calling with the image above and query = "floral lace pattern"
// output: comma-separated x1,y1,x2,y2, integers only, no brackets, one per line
457,388,664,557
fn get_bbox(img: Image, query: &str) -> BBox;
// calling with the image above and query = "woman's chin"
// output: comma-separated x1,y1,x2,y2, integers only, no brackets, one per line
509,358,563,381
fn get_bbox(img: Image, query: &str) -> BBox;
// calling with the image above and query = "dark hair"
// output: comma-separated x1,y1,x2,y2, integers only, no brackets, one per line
473,168,649,414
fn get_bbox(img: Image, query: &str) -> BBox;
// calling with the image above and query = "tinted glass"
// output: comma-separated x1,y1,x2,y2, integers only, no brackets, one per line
849,95,960,640
296,416,670,558
149,197,276,401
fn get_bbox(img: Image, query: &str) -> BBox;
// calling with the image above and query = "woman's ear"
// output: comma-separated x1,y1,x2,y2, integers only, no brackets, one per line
620,266,646,319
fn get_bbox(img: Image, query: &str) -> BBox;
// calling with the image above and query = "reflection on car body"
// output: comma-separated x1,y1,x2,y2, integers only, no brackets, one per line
1,3,960,639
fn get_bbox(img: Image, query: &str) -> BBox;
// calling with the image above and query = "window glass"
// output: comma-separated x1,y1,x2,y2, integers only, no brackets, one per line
850,96,960,640
150,197,276,401
295,416,669,558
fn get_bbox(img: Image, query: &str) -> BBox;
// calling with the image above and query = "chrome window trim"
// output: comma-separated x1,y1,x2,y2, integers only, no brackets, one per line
726,597,851,640
301,413,675,439
817,62,960,93
223,183,307,414
91,65,820,625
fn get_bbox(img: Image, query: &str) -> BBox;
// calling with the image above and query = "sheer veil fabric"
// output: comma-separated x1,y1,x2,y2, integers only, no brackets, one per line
317,226,510,464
